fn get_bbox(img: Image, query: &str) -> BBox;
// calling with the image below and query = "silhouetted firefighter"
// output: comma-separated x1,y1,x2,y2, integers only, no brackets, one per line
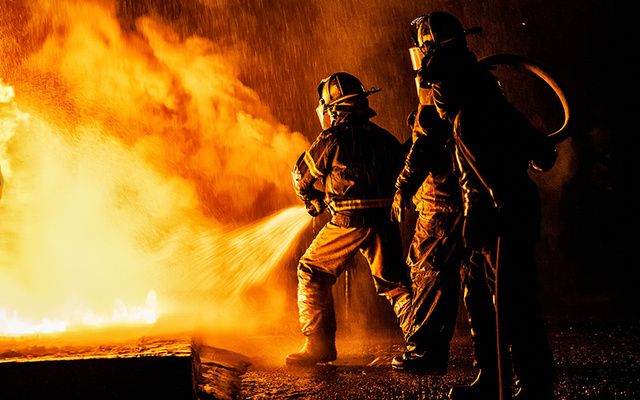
287,72,413,366
408,11,568,400
389,103,464,373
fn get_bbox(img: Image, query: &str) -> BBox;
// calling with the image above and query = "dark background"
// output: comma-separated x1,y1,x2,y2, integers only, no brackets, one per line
114,0,633,330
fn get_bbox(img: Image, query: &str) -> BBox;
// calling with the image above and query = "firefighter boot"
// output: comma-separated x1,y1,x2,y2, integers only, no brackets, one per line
452,254,507,398
448,368,500,400
512,385,556,400
512,371,556,400
285,333,337,366
510,318,556,400
391,345,449,373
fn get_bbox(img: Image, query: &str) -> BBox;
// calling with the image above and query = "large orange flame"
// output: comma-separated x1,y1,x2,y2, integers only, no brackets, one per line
0,1,311,337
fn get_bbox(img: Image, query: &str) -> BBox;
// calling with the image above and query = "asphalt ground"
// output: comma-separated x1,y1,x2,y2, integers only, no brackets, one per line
229,319,640,400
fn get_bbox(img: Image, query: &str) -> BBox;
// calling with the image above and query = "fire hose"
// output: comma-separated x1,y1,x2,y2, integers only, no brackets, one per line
479,53,571,144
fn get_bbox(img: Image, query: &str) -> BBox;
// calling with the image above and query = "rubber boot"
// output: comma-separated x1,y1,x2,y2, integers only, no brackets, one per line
289,264,337,366
512,387,555,400
285,333,337,366
503,252,556,400
448,368,500,400
451,254,507,399
391,345,449,373
512,376,556,400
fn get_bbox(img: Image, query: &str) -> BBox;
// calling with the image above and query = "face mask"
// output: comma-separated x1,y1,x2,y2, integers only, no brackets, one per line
316,101,332,130
409,46,435,105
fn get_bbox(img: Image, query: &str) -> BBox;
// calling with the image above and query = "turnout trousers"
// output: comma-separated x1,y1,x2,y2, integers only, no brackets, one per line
297,220,413,340
405,207,464,352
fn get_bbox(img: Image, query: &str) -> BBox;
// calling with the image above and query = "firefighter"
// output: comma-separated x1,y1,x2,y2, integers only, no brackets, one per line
411,12,558,399
389,101,464,373
287,72,412,366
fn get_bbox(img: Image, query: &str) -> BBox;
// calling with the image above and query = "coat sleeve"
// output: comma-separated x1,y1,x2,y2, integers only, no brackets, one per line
395,105,453,196
452,106,500,215
291,133,334,203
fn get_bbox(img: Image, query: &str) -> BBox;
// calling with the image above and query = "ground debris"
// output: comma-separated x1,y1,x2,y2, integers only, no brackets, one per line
195,342,252,400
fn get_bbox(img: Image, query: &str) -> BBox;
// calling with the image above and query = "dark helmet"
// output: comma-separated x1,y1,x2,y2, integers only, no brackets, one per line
410,11,479,53
315,72,380,128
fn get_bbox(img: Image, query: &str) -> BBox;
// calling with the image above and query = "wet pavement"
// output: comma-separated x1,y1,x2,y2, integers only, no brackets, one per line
231,319,640,400
0,318,636,399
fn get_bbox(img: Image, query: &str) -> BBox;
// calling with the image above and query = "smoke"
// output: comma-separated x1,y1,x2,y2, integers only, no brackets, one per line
111,0,583,329
0,0,595,339
9,0,308,220
0,0,310,336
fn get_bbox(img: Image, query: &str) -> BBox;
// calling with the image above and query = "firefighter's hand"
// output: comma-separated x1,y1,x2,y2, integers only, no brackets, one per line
390,189,408,223
305,198,326,217
530,144,558,172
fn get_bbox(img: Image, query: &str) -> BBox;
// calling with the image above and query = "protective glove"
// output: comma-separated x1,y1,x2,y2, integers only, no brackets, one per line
305,198,326,217
530,144,558,172
390,189,410,223
462,205,499,250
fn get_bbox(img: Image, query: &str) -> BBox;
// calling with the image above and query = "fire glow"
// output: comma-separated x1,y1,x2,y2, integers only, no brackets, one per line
0,1,310,337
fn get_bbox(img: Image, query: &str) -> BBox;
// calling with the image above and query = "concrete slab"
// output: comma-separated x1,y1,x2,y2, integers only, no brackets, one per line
0,335,196,400
0,332,251,400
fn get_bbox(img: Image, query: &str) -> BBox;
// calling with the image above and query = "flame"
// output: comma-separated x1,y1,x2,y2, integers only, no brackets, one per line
0,290,157,335
0,80,14,102
0,1,311,337
1,78,25,199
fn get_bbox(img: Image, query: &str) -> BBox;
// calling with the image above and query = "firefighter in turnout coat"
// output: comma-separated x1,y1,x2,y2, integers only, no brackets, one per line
287,72,413,366
410,11,558,399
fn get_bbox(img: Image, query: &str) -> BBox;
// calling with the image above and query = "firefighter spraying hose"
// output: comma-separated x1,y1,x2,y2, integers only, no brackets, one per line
287,72,413,367
408,12,569,400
